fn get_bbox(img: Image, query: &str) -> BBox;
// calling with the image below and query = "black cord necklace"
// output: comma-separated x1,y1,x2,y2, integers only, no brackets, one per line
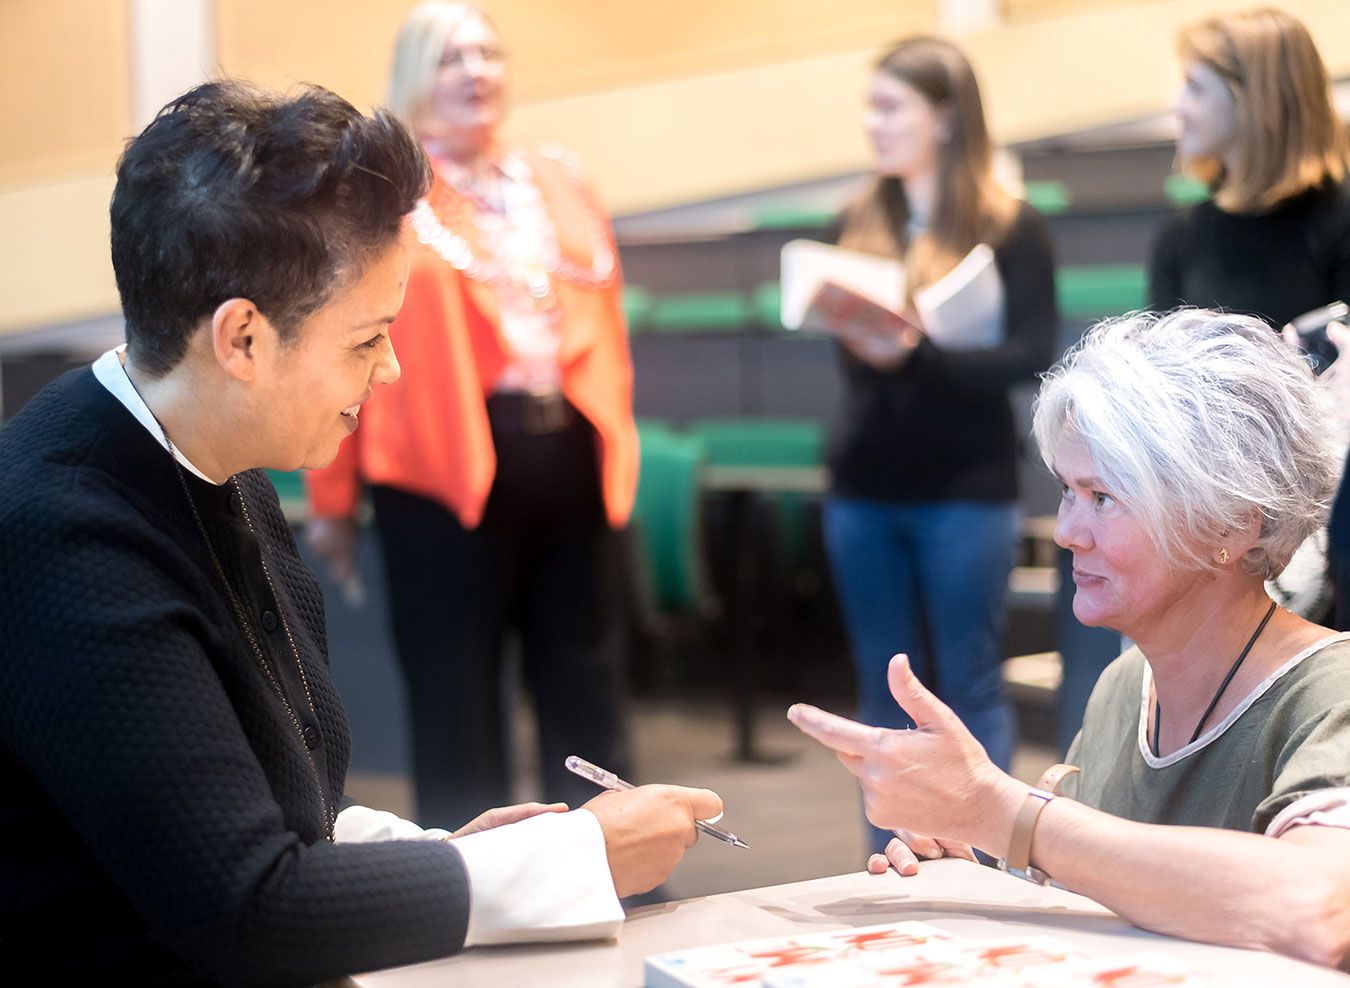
119,360,335,838
1152,598,1278,756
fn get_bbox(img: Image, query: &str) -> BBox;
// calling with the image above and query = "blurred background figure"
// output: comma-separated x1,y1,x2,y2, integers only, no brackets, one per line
1148,8,1350,629
306,0,638,829
1149,8,1350,327
817,36,1057,852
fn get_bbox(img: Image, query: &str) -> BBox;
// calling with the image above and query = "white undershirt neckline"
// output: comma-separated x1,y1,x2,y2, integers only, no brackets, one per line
91,345,218,484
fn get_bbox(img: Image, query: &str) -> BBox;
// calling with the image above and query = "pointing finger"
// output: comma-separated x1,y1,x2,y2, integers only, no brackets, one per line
787,703,881,756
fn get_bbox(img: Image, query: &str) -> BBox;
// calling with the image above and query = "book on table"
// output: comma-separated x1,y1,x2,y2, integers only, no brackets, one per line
779,240,1005,352
643,919,1211,987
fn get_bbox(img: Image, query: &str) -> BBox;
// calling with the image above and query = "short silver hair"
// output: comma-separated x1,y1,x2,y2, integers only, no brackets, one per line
1032,309,1342,579
386,1,492,125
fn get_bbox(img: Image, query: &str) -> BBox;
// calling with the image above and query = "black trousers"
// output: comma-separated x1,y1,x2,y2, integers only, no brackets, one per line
371,395,629,830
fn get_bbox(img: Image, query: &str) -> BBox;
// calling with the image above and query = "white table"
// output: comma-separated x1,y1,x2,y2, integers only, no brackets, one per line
350,858,1350,987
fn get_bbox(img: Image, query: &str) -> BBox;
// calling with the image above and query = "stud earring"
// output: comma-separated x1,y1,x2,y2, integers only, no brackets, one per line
1219,548,1230,564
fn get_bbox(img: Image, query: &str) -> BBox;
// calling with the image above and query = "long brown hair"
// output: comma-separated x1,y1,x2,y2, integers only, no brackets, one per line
839,36,1016,292
1178,8,1349,214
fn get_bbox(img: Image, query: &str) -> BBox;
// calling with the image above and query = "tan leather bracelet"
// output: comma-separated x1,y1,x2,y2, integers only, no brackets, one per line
999,763,1080,885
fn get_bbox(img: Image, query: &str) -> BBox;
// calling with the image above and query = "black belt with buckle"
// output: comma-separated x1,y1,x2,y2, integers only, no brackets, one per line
488,390,576,435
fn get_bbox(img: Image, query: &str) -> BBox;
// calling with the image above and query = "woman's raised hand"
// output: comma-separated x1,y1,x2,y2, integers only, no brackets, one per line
788,654,1020,851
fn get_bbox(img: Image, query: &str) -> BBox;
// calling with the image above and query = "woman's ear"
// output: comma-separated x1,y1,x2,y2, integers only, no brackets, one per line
210,298,267,382
1218,509,1265,564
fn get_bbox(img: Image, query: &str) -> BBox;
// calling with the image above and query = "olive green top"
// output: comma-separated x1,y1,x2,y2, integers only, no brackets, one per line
1064,634,1350,834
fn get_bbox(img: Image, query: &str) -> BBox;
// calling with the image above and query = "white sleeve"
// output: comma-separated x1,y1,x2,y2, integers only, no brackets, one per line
452,808,624,946
333,804,452,843
1264,788,1350,838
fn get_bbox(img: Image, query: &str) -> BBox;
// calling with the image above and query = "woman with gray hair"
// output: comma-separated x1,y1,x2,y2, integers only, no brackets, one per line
788,309,1350,968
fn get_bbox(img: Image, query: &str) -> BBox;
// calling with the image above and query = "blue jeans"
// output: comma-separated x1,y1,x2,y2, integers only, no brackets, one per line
824,497,1017,852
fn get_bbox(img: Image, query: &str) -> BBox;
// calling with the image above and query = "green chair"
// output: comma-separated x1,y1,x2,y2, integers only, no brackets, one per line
632,429,708,615
684,417,823,469
648,291,753,333
266,469,308,523
1164,173,1210,207
750,281,783,330
623,284,655,332
684,417,824,567
1056,264,1148,322
749,205,837,231
636,416,676,445
1023,179,1071,216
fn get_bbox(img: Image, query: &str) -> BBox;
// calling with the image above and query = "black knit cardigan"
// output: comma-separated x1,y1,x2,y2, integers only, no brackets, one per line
0,368,470,986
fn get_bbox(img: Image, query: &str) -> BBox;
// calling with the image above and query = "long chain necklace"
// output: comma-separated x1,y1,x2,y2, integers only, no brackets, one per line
165,443,336,842
409,150,617,300
1151,598,1278,756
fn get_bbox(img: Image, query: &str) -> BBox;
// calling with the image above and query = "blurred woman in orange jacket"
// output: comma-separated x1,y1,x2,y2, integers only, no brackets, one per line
306,0,638,829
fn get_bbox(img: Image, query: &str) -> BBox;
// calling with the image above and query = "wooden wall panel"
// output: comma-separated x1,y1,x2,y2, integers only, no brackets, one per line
1001,0,1132,23
970,0,1350,144
214,0,938,108
5,0,1350,335
0,0,132,185
0,175,119,334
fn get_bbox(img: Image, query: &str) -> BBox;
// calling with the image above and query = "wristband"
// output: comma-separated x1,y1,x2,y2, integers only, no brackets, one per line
998,763,1079,885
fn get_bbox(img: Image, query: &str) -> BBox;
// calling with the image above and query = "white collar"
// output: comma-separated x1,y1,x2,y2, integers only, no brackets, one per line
91,345,220,485
1137,631,1350,768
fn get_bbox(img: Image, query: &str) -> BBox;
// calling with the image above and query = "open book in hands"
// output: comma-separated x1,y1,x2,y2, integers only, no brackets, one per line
780,239,1005,352
801,281,921,363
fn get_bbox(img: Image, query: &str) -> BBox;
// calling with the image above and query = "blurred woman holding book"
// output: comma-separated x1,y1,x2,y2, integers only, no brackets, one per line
305,0,638,830
1148,8,1350,627
817,35,1058,851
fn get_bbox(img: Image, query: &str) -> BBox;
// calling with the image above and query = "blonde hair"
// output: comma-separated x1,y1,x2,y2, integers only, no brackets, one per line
387,1,493,129
839,36,1016,292
1178,8,1349,214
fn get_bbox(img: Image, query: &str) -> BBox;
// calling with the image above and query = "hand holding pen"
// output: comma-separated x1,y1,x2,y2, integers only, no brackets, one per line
567,755,749,848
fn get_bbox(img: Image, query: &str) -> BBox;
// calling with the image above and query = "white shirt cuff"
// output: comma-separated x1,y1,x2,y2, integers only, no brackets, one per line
1265,788,1350,838
334,804,451,843
453,808,624,946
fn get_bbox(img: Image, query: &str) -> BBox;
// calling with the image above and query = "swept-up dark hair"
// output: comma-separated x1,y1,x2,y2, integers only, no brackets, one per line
111,79,431,377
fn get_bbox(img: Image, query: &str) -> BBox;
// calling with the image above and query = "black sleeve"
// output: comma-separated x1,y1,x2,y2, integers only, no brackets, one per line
1326,193,1350,306
0,493,470,987
1147,209,1190,312
907,202,1059,395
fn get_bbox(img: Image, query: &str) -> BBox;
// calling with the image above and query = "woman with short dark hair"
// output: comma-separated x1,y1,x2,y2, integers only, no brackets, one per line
0,79,720,987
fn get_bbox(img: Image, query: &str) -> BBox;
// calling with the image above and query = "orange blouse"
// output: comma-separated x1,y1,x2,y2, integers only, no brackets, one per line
304,148,638,529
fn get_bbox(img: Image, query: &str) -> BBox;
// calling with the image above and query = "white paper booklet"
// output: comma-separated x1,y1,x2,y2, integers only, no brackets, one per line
643,920,1212,988
779,240,906,331
780,240,1005,352
913,242,1005,351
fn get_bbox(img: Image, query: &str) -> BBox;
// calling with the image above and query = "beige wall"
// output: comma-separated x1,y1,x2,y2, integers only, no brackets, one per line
4,0,1350,334
0,0,132,187
215,0,935,104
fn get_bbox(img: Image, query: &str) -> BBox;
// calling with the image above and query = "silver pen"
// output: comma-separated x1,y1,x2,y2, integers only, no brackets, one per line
565,755,749,849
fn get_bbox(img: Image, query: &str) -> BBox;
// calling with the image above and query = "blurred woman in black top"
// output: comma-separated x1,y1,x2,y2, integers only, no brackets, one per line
1147,8,1350,626
819,36,1057,852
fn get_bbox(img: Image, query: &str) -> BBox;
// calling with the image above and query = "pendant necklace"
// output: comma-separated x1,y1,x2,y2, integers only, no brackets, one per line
1151,599,1278,757
123,370,335,840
